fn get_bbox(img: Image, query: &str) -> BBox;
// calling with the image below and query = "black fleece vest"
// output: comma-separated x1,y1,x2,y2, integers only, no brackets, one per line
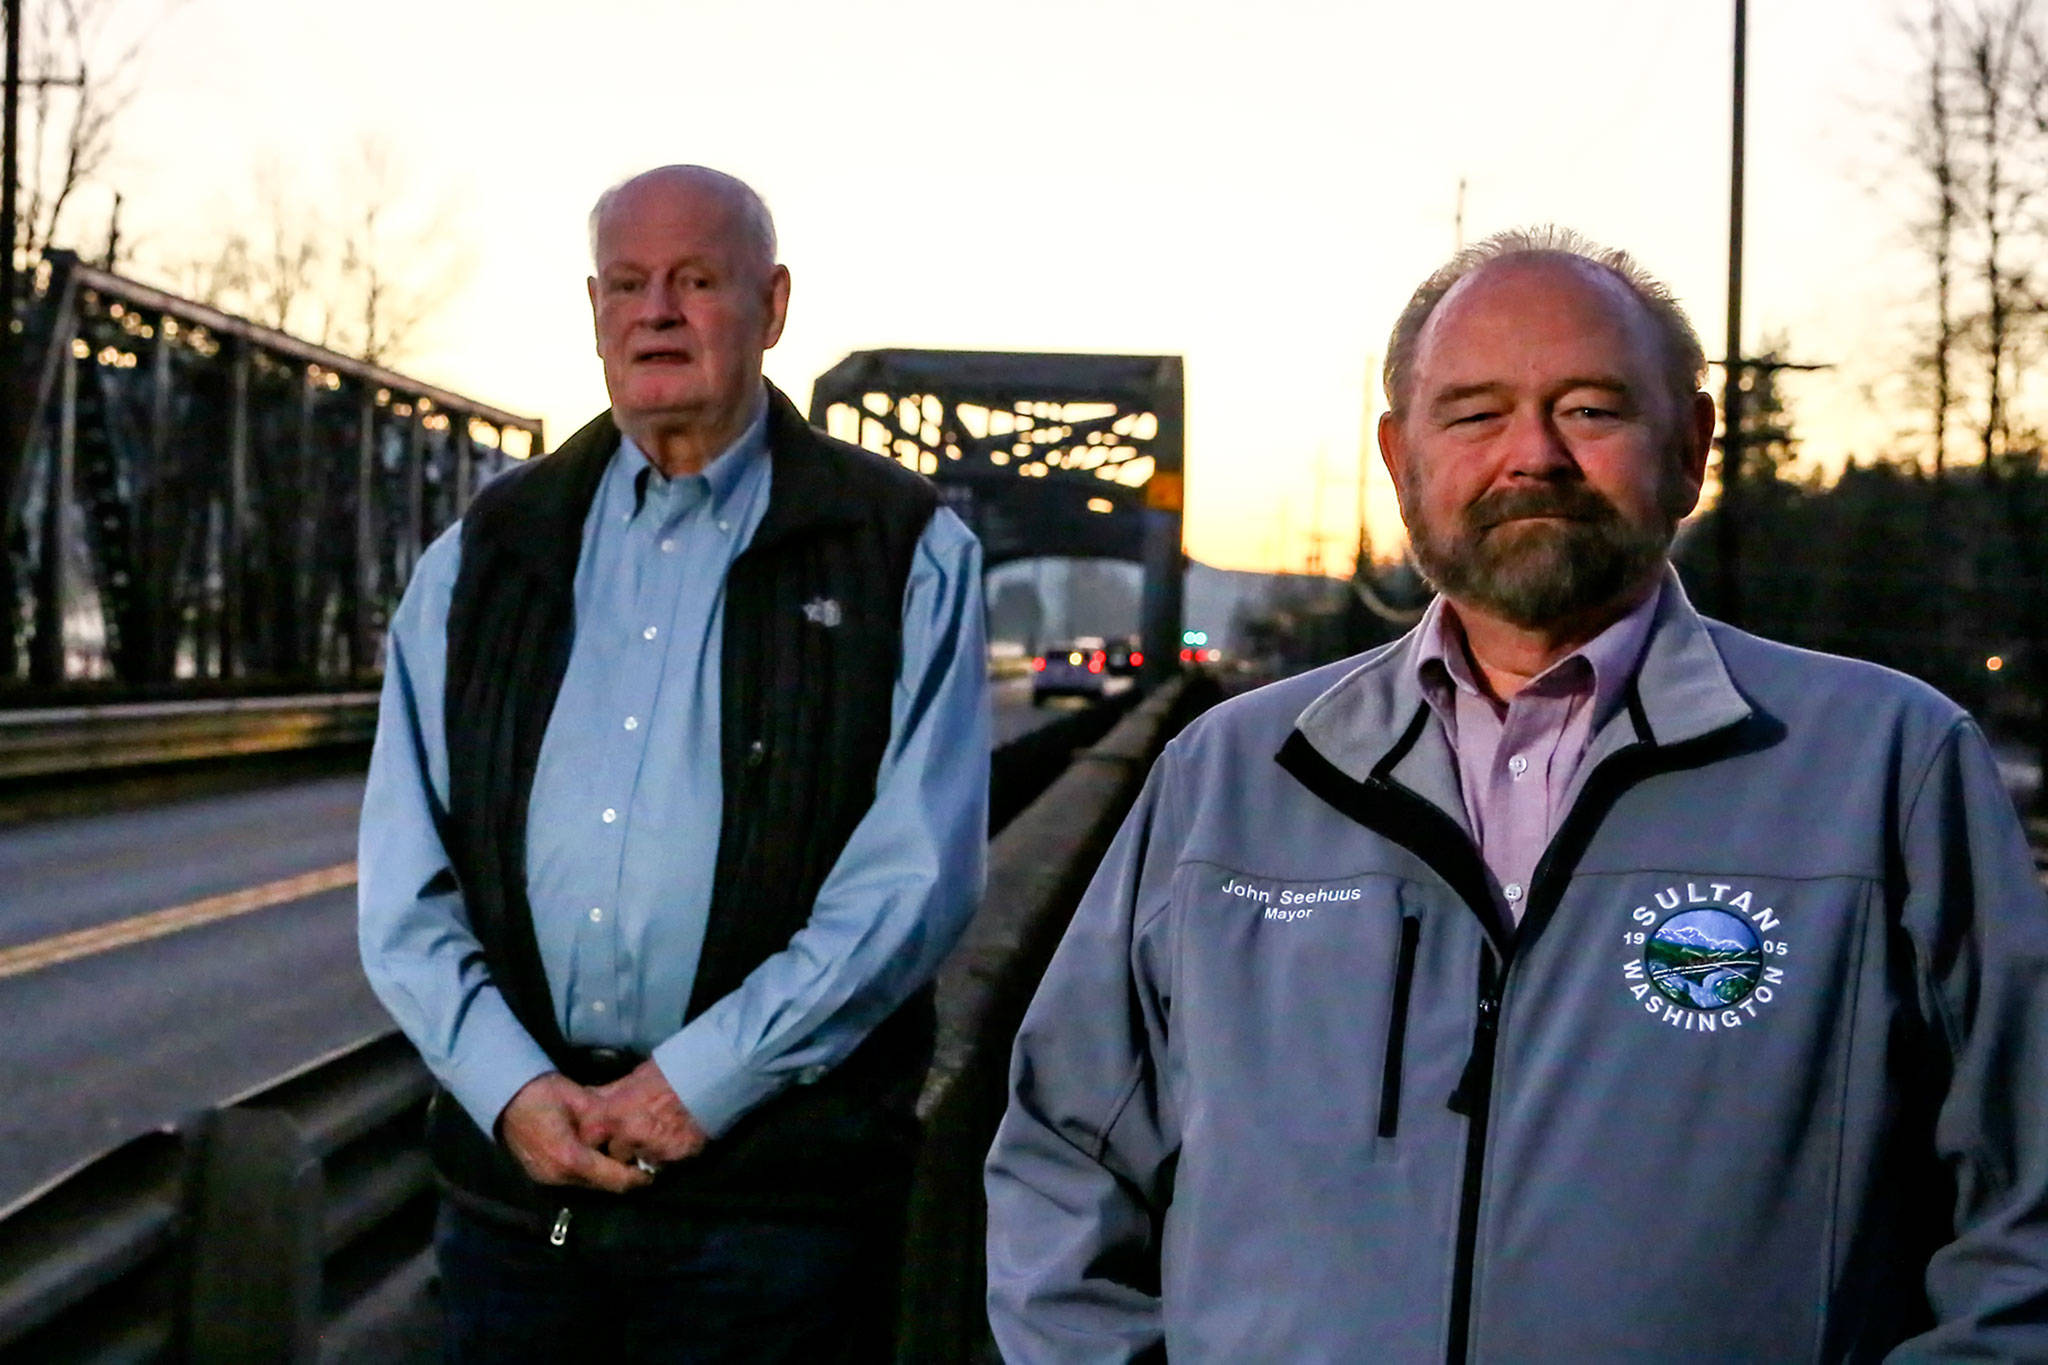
433,385,940,1217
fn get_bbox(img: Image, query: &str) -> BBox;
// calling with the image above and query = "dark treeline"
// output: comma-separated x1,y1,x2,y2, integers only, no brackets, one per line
1685,0,2048,810
1677,440,2048,795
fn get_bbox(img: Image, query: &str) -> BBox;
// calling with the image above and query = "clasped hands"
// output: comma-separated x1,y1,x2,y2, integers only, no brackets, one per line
497,1061,709,1193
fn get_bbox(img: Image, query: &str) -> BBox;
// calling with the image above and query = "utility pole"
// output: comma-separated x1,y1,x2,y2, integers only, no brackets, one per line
1356,353,1376,575
1306,448,1327,578
1717,0,1748,625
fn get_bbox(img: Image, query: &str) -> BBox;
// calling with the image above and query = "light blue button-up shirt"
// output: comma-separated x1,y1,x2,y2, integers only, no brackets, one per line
357,391,989,1139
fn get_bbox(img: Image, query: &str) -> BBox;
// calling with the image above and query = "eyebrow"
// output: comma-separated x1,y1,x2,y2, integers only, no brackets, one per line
599,255,719,278
1426,376,1636,412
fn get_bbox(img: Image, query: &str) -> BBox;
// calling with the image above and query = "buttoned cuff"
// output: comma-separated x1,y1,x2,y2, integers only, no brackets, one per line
438,990,558,1139
651,1025,792,1140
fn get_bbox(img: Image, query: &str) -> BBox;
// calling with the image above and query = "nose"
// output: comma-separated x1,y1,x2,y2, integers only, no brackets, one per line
1501,407,1577,481
642,275,684,327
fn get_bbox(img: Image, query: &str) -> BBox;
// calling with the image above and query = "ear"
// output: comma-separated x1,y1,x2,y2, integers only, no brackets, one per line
1669,389,1715,517
761,265,791,351
587,275,601,355
1377,409,1406,490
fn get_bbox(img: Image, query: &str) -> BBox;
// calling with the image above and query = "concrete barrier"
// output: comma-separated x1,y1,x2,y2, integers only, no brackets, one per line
897,672,1220,1362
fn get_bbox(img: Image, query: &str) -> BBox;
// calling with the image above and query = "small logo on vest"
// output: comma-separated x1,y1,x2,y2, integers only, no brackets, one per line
802,597,843,628
1620,881,1788,1033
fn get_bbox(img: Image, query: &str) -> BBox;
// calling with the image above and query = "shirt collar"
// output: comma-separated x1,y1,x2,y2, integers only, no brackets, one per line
1412,577,1665,731
619,381,771,517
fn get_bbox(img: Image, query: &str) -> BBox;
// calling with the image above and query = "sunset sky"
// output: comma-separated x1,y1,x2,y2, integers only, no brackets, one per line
84,0,1930,571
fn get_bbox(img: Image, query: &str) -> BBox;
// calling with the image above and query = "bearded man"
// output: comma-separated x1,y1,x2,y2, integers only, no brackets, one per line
983,228,2048,1360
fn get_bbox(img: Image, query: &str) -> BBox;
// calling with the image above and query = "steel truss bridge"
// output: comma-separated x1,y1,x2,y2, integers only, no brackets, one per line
0,251,542,698
811,349,1185,679
0,265,1187,700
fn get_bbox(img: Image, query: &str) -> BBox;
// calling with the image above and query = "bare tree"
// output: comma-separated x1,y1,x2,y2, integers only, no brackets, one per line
153,141,468,367
1923,2,1963,476
14,0,179,266
331,136,468,366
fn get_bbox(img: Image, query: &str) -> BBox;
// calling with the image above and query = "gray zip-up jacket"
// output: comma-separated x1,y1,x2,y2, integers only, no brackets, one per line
985,580,2048,1362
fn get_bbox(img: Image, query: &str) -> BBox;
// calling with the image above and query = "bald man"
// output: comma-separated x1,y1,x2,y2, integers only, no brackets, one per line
359,165,989,1361
985,228,2048,1360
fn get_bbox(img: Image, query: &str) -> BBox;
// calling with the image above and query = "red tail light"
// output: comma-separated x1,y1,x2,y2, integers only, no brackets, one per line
1032,656,1045,671
1087,655,1105,674
1180,647,1194,662
1129,651,1143,667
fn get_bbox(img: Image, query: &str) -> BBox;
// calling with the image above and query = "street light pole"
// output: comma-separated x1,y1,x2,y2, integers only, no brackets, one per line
0,0,19,680
1717,0,1748,625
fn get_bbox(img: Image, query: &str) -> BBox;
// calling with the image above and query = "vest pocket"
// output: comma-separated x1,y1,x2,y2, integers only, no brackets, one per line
1376,914,1421,1140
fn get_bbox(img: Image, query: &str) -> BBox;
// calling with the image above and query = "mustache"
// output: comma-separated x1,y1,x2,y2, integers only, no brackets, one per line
1466,483,1622,532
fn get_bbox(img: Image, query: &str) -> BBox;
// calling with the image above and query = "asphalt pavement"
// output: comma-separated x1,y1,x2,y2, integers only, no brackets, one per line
0,679,1061,1209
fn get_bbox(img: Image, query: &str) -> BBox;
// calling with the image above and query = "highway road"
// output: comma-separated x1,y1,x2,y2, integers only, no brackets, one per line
0,678,1063,1209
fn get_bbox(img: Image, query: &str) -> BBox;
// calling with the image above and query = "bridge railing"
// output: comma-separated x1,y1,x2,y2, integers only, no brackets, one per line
1,252,544,698
0,674,1218,1363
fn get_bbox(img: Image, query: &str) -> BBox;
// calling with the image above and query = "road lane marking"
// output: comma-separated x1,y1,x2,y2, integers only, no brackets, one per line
0,862,358,981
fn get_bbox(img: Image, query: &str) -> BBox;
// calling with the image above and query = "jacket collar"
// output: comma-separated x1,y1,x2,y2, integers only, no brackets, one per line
1290,568,1751,830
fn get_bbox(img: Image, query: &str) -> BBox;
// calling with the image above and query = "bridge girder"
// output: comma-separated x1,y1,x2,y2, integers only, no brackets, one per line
1,252,543,695
810,349,1185,680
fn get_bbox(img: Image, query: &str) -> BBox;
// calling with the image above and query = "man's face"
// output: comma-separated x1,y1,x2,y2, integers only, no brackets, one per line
1379,256,1712,630
587,173,789,430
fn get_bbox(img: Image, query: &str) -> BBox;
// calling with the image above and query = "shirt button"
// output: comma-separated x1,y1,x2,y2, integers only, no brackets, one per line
659,538,677,553
1508,754,1529,778
590,1000,606,1014
1504,883,1524,903
601,807,617,824
642,626,658,641
717,519,730,533
623,716,639,731
589,907,604,923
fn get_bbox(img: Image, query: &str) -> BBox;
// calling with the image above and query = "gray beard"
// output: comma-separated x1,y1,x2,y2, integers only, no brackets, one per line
1406,486,1673,629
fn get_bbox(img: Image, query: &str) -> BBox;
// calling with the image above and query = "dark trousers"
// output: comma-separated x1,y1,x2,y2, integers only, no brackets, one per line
434,1196,904,1364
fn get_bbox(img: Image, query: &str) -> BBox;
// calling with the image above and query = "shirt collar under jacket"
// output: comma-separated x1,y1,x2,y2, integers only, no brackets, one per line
617,380,771,520
1410,577,1663,741
1292,565,1751,835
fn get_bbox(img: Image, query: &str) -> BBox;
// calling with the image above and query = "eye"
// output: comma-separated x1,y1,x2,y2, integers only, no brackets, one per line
608,277,644,295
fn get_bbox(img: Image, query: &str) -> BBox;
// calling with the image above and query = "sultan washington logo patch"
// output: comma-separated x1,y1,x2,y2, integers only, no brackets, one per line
1619,882,1789,1033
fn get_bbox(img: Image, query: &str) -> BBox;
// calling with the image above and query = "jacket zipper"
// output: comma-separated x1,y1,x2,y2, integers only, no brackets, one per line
1279,719,1680,1364
550,1207,572,1247
1367,748,1654,1360
1443,950,1501,1362
1377,915,1423,1139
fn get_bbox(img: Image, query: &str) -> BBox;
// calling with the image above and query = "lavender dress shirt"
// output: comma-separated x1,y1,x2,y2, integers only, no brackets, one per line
1412,580,1664,923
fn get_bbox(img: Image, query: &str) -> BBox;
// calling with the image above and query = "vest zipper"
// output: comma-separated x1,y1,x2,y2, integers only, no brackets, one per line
549,1207,571,1247
1377,914,1423,1139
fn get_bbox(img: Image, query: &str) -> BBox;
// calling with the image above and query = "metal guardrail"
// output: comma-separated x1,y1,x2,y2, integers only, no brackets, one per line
0,693,378,780
0,677,1216,1363
0,659,1048,784
0,1032,433,1361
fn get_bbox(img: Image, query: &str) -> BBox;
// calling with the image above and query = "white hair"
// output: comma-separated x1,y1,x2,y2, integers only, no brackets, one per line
586,165,778,274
